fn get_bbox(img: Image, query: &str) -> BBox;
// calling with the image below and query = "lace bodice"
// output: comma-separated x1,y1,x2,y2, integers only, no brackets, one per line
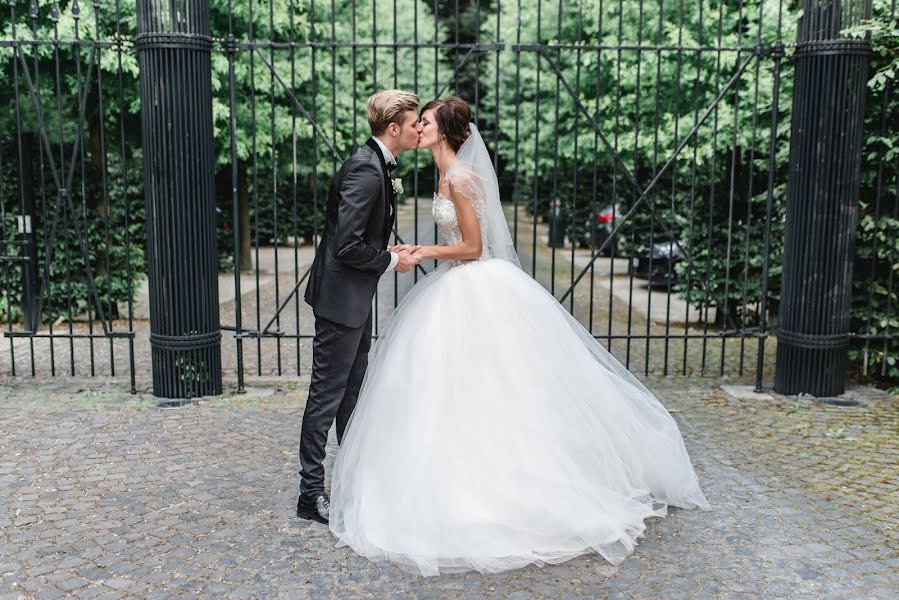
432,192,489,263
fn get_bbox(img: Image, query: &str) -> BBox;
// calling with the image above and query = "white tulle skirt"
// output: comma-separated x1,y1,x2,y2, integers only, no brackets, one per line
329,258,709,576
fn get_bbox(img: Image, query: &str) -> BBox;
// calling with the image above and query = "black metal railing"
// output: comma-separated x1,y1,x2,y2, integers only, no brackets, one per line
1,0,139,389
1,0,896,398
209,0,795,388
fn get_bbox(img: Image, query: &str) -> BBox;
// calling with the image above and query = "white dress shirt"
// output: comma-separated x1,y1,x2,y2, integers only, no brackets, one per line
372,136,400,272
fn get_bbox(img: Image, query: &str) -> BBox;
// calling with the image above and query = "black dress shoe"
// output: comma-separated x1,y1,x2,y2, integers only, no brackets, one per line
296,493,329,524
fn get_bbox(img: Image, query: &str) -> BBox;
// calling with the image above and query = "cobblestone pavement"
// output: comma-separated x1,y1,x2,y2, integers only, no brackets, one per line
0,377,897,599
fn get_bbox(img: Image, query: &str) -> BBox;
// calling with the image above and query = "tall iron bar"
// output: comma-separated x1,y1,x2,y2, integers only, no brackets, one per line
269,0,282,376
740,0,763,378
294,0,304,376
1,135,15,377
549,0,561,298
755,1,786,393
665,0,687,377
73,2,94,376
775,0,872,396
625,0,643,372
116,0,137,393
136,0,222,398
249,0,262,377
643,0,660,376
7,0,39,378
92,0,114,377
226,0,245,393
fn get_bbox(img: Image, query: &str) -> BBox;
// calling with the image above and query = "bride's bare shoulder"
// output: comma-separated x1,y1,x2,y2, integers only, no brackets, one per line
446,163,485,201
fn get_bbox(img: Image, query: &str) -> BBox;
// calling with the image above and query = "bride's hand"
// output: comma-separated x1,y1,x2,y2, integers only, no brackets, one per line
389,244,421,253
411,247,429,260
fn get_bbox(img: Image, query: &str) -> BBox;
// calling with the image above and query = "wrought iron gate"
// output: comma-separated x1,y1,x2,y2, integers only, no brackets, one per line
1,1,890,396
1,0,138,389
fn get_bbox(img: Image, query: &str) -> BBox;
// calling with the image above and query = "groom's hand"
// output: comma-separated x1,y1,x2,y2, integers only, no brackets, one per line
395,249,421,273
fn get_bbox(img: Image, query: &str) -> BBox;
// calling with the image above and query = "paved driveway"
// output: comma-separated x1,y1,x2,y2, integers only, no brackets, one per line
0,378,896,599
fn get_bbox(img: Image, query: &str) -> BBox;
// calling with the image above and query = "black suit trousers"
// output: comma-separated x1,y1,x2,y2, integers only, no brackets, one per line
298,310,373,499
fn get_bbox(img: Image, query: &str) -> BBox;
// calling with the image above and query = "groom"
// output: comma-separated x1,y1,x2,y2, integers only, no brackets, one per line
297,90,422,523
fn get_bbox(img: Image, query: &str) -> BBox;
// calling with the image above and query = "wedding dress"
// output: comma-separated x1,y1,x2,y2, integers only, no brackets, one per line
328,125,709,576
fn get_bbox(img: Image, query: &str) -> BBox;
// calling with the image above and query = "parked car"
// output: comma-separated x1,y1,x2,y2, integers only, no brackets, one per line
578,203,621,256
629,238,683,287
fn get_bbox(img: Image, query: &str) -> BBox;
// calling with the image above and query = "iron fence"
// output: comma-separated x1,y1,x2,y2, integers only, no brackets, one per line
1,0,139,388
0,0,896,396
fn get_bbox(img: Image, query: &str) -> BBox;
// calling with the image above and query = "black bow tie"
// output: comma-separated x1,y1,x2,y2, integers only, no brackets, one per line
386,161,397,173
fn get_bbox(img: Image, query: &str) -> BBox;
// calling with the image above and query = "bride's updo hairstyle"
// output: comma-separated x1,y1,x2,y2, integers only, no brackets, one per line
421,96,471,153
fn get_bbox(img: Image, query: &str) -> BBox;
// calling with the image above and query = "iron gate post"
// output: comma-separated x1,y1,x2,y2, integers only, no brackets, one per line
775,1,873,397
135,0,222,398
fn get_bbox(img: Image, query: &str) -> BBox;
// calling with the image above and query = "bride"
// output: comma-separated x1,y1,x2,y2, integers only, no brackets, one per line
328,96,710,576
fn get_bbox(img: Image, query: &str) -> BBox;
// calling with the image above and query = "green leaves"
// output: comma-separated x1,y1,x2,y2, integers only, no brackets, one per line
844,1,899,93
850,0,899,385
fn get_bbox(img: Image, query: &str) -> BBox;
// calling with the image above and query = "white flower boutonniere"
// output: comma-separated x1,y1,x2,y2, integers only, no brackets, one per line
391,177,404,198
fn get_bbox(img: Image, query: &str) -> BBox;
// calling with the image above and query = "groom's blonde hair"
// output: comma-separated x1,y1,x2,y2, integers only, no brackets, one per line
366,90,420,136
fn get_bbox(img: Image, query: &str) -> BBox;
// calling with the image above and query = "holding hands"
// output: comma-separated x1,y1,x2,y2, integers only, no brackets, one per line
389,244,423,273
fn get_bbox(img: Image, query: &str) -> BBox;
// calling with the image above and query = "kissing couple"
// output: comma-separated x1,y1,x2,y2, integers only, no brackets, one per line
297,90,710,576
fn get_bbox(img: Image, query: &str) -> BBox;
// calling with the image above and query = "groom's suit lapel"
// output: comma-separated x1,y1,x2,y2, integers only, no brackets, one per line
364,138,396,237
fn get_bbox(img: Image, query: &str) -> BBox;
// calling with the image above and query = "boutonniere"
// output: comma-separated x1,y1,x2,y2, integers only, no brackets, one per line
391,177,404,198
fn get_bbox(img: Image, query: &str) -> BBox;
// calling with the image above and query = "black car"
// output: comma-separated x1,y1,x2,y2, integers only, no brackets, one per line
629,239,683,287
578,203,621,256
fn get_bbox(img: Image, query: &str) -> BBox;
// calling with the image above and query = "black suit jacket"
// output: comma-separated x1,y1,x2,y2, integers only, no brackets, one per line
304,138,397,328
